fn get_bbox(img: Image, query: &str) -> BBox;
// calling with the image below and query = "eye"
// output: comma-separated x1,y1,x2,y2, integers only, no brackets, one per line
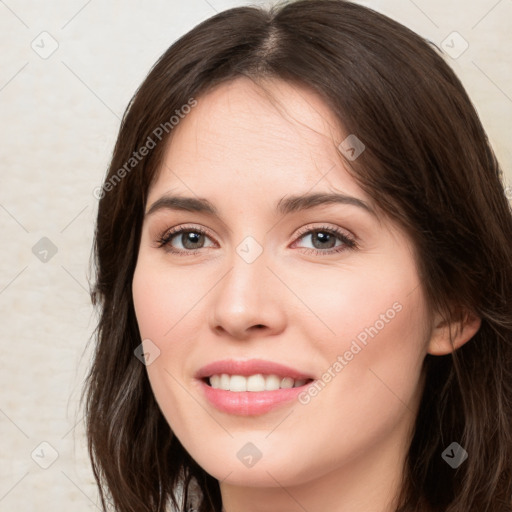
156,225,216,255
155,223,357,256
291,224,357,255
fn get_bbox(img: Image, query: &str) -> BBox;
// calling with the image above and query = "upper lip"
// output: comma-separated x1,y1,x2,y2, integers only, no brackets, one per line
195,359,314,380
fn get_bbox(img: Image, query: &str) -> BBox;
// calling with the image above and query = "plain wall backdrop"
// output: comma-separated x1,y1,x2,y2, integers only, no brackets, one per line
0,0,511,510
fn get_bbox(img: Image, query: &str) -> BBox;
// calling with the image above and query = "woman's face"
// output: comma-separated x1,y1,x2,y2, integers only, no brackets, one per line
132,77,433,491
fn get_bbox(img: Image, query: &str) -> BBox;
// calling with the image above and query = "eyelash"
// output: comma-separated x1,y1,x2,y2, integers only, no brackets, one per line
155,223,358,257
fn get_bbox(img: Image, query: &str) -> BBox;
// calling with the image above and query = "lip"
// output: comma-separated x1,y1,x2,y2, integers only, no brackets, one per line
195,358,314,380
195,359,315,416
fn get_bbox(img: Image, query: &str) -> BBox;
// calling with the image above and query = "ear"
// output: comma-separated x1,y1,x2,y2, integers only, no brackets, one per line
427,309,482,356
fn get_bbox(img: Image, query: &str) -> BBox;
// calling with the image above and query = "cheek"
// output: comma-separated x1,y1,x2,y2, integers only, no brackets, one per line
288,286,428,480
132,259,209,422
132,258,203,343
133,260,163,338
293,252,429,408
299,274,429,425
291,254,424,349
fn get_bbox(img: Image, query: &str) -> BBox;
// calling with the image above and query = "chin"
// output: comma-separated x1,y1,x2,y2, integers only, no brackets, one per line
180,436,325,489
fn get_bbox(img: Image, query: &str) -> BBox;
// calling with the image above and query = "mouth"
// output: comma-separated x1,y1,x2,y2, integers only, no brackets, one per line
204,374,313,391
195,359,316,415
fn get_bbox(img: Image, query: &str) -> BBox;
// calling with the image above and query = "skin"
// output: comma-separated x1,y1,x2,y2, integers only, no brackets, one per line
132,77,481,512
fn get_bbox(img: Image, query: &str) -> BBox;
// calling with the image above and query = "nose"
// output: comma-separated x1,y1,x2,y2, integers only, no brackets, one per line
209,247,287,341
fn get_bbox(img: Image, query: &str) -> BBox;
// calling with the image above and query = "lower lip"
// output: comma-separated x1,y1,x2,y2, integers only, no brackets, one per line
199,379,312,416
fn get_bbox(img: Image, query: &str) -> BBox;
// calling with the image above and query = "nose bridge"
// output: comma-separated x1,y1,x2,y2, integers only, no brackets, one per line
219,240,269,314
209,237,285,338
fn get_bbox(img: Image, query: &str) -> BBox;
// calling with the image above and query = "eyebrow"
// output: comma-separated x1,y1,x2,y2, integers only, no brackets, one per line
145,191,375,218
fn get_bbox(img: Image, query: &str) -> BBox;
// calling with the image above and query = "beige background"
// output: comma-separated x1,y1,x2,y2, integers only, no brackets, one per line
0,0,510,510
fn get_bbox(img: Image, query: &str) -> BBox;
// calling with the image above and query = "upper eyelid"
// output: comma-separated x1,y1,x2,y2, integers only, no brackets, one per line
294,223,353,238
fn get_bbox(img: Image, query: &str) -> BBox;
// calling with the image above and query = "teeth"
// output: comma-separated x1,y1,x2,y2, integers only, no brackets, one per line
220,373,230,389
265,374,281,390
280,377,294,389
208,373,309,391
247,374,265,391
210,375,221,388
230,375,247,392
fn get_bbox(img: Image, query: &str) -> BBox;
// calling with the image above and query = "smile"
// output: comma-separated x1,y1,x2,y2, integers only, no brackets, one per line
196,359,315,415
207,373,310,391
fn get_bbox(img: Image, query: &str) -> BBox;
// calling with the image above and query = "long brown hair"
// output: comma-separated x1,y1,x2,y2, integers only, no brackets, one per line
83,1,512,510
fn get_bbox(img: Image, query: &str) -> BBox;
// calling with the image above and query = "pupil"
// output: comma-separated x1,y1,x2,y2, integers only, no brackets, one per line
183,232,203,249
314,231,335,249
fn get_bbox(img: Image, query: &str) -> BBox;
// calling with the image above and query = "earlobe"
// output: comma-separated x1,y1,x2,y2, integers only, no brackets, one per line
427,309,482,356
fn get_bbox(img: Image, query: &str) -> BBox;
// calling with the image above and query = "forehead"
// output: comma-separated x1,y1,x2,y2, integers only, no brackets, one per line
148,77,368,208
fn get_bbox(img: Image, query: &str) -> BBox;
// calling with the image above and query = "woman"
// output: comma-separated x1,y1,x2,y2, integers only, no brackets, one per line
83,1,512,511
